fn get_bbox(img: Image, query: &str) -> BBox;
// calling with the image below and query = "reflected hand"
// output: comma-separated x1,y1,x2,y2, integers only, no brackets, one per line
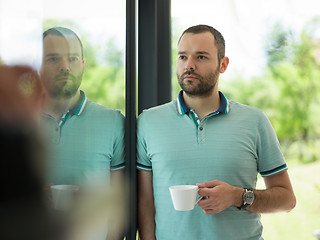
196,180,243,215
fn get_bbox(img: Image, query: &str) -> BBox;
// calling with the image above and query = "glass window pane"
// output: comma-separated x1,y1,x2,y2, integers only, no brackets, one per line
0,0,127,239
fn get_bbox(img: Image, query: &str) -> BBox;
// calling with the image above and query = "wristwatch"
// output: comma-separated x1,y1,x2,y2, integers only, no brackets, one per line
238,188,255,210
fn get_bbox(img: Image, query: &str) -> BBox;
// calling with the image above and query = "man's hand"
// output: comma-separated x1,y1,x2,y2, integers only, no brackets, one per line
196,180,243,215
196,171,296,215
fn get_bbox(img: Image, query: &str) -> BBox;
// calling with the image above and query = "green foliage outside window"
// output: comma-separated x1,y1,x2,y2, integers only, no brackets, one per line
43,18,320,163
221,18,320,163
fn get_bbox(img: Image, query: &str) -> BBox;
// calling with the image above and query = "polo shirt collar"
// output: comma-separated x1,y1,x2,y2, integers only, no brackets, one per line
69,90,88,116
42,91,88,127
58,91,87,126
176,90,230,116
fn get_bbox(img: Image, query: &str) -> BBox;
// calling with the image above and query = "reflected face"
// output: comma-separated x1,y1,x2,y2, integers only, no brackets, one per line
176,32,221,97
40,35,84,100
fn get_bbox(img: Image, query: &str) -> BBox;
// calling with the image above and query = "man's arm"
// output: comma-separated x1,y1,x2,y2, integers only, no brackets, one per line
138,170,156,240
197,171,296,215
246,170,296,213
107,169,126,240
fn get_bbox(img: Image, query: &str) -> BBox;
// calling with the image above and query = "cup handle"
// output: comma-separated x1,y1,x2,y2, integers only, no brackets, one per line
195,188,203,205
195,195,203,205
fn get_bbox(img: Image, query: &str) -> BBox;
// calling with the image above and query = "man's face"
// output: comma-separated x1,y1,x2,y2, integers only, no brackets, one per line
176,32,223,97
40,35,84,100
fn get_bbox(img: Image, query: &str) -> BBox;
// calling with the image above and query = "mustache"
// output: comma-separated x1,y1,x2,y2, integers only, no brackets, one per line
180,70,202,80
54,72,75,80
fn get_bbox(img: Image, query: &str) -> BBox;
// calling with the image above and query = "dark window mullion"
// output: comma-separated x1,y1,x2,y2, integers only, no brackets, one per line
125,0,137,239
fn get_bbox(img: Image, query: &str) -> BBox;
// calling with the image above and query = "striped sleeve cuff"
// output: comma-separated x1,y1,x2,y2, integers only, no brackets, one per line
137,163,152,171
260,164,288,177
111,163,125,171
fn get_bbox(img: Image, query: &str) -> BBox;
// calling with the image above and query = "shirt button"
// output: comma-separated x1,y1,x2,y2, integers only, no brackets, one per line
199,127,203,131
55,128,59,132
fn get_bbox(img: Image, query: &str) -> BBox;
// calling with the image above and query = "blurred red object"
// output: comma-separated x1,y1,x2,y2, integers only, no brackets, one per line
0,65,45,125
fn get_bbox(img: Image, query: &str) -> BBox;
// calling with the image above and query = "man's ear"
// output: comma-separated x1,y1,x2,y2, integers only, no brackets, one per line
219,56,229,74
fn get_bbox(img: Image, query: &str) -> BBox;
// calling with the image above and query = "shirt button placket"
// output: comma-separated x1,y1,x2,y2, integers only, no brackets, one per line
198,123,205,143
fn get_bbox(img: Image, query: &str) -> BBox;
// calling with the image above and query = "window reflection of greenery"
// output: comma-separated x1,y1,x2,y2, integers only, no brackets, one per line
43,20,125,115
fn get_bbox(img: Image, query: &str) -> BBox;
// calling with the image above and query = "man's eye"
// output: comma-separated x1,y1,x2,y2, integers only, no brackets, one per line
179,55,186,60
69,56,79,62
48,57,58,63
198,55,207,60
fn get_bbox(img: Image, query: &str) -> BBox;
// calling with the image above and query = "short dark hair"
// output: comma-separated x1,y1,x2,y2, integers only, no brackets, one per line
178,24,225,62
43,27,83,58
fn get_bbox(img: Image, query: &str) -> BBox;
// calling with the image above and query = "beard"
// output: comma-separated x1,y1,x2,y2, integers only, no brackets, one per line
48,72,82,100
177,66,220,97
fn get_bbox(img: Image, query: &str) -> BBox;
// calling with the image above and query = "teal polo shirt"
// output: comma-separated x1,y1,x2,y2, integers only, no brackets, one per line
137,91,287,240
42,91,125,186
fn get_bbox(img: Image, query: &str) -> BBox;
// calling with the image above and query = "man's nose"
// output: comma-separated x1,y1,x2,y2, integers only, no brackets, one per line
185,58,196,71
59,58,70,72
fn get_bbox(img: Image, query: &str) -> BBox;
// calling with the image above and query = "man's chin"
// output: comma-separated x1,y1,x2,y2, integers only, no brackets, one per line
49,89,77,100
182,87,214,97
180,84,201,95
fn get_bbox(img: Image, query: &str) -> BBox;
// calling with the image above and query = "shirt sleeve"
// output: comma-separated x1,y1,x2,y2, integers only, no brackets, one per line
256,111,288,177
111,111,125,170
137,112,152,171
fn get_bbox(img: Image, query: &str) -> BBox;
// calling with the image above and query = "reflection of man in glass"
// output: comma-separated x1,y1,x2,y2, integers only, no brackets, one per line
40,27,125,239
41,28,83,102
137,25,296,240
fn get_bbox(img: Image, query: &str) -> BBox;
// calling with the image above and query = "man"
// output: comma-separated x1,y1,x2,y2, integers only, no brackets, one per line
137,25,296,240
40,27,125,239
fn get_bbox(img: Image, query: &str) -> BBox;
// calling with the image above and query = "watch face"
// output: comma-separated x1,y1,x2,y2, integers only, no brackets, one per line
245,191,255,205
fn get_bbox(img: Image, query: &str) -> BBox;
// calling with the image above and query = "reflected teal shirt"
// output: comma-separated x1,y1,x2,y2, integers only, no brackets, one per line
43,91,125,186
137,91,287,240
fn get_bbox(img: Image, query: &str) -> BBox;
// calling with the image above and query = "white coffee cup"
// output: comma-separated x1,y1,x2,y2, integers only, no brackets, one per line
169,185,203,211
50,185,79,211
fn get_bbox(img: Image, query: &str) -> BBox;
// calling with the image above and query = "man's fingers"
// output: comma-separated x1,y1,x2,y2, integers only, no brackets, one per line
198,188,211,197
196,180,220,188
197,197,215,209
202,209,218,215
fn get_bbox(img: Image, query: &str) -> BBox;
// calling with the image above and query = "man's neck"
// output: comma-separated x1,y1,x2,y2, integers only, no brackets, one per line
44,90,81,120
182,90,220,120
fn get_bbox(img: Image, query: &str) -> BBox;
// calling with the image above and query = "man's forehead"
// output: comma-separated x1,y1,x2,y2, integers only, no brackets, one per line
178,32,216,53
43,35,81,52
179,32,215,44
